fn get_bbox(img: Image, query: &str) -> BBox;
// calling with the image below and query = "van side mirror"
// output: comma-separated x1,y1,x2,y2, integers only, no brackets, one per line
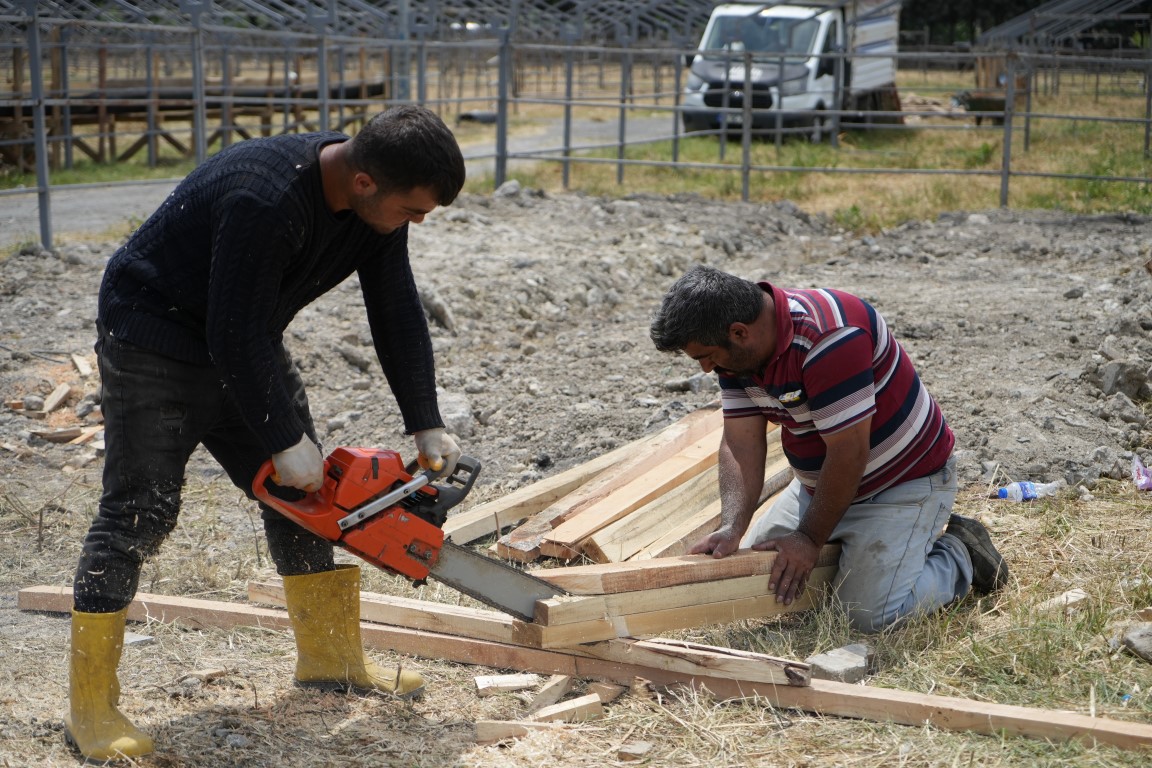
817,56,835,78
682,52,695,68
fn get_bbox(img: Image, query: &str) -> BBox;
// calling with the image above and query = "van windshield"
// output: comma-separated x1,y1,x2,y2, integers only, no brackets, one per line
702,14,820,57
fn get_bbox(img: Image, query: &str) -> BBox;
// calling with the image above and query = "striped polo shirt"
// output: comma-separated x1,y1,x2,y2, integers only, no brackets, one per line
719,282,954,501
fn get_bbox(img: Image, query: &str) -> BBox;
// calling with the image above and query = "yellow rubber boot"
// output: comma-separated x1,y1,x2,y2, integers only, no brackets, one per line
283,564,425,699
65,609,154,761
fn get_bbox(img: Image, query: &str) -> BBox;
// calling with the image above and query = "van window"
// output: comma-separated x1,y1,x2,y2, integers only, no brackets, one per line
703,15,820,57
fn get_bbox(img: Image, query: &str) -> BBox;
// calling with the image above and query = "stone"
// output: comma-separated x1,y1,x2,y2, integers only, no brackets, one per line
1121,623,1152,664
806,644,875,683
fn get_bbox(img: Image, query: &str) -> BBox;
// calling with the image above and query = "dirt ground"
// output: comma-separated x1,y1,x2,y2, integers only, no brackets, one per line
1,186,1151,766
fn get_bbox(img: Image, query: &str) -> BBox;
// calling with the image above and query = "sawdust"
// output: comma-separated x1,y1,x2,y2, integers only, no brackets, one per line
1,189,1152,765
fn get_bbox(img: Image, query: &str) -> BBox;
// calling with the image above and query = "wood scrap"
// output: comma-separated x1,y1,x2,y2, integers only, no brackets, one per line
618,741,653,761
541,427,723,558
474,720,567,745
71,353,93,377
494,405,721,562
41,383,71,414
66,426,103,445
528,692,603,723
527,674,574,713
30,426,84,443
1035,588,1089,613
18,585,1152,751
587,682,626,703
475,673,539,697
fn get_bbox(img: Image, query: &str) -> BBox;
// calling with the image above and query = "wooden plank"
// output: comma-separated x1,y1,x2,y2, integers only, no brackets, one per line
248,579,517,645
30,426,84,443
542,428,723,556
474,720,567,745
590,431,786,563
528,693,603,723
42,383,71,413
442,440,630,545
580,466,719,564
527,675,574,713
494,406,722,562
630,456,792,561
526,566,836,648
18,585,1152,751
249,580,809,686
475,673,539,697
536,568,835,626
536,545,842,596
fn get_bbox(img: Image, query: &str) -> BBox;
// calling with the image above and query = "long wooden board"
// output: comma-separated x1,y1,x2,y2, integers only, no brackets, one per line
18,585,1152,750
494,406,722,562
535,545,842,596
542,428,723,556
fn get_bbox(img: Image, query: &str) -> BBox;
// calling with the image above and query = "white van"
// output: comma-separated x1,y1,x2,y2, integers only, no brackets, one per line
681,1,902,141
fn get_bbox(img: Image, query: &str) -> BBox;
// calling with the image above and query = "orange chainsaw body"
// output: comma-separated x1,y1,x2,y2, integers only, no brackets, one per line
253,447,452,583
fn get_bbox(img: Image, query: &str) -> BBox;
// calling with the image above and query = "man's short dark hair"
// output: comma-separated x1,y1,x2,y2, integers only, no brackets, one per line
347,105,466,206
650,265,765,352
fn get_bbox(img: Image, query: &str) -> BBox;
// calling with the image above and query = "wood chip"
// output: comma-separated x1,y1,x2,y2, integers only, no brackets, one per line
71,354,93,377
618,741,654,761
587,682,627,703
527,692,603,723
31,426,84,443
474,720,566,745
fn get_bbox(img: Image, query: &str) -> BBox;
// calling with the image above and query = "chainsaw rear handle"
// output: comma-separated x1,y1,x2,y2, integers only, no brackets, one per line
417,454,481,515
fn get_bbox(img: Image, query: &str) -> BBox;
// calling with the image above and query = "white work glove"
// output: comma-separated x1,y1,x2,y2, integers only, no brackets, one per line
271,434,324,492
414,427,460,479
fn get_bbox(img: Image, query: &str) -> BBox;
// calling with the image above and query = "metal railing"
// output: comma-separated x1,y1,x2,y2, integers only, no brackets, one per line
3,13,1151,250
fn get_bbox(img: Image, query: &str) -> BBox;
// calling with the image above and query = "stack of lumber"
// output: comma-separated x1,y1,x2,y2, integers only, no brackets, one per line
443,405,794,565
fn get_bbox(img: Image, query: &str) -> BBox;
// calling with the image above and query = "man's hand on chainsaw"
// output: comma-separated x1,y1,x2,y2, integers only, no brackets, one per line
414,427,460,478
271,434,325,492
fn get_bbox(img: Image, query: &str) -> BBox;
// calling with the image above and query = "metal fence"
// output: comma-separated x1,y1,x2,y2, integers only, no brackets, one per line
3,8,1152,250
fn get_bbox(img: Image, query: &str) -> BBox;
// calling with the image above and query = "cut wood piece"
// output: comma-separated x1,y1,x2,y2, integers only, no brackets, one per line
42,383,72,413
542,427,724,557
631,456,792,561
587,682,626,703
527,674,574,713
526,565,836,648
495,406,722,562
443,432,648,545
528,692,603,723
474,720,567,745
248,580,809,686
475,673,539,697
71,353,93,377
20,585,1152,751
580,466,719,564
618,741,654,761
537,545,841,595
67,426,103,445
1035,589,1089,613
30,426,84,443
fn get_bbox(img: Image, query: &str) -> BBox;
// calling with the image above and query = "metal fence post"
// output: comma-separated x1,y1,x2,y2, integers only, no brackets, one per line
494,29,510,188
22,0,53,250
180,0,209,165
1144,58,1151,158
617,37,632,187
741,50,752,202
999,54,1017,208
561,29,576,190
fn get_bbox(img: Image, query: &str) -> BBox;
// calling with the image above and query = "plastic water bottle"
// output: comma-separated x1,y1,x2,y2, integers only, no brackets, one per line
996,480,1063,502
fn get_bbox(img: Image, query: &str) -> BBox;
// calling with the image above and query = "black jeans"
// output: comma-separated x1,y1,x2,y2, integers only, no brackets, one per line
73,330,335,613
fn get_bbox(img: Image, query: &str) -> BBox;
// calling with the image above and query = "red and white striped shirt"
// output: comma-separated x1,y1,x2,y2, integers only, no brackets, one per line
720,282,954,501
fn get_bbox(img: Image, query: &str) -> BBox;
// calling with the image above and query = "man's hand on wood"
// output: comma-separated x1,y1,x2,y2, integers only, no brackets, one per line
754,530,819,604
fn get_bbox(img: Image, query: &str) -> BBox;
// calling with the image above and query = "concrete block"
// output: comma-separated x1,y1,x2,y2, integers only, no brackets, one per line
806,643,875,683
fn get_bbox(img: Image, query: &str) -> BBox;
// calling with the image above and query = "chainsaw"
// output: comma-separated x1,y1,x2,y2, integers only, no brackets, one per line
252,447,565,622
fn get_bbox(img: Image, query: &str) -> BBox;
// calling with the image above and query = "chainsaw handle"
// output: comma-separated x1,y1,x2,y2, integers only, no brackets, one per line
251,458,344,541
424,455,481,514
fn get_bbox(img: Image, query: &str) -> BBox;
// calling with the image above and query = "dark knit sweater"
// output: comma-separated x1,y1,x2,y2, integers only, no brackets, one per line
98,132,443,454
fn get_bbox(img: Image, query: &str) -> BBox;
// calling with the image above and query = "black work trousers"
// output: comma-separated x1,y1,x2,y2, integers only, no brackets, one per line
73,329,335,613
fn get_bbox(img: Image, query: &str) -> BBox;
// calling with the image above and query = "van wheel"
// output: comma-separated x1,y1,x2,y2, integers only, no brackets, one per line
807,110,827,143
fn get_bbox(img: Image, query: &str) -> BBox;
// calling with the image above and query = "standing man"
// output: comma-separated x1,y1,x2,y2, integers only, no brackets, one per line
649,265,1008,634
68,105,465,761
